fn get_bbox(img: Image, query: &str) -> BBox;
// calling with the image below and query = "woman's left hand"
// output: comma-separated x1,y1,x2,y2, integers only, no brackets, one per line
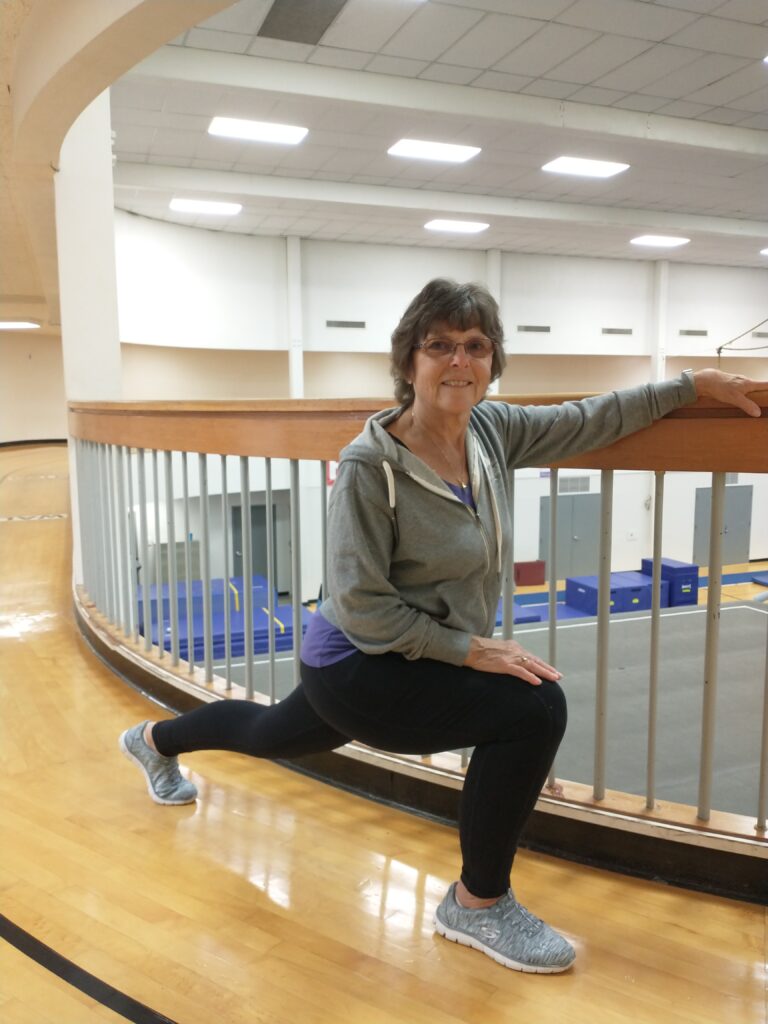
692,369,768,417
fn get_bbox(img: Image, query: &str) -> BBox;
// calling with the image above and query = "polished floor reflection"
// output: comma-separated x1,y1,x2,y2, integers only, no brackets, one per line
0,445,765,1024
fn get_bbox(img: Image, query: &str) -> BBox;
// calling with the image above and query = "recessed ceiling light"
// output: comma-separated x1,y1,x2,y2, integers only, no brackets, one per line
424,219,489,234
389,139,481,163
630,235,690,248
208,116,308,145
170,198,242,216
761,247,768,255
542,156,629,178
0,320,41,330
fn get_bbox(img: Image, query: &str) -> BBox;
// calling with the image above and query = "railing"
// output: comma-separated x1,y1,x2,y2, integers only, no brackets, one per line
68,394,768,892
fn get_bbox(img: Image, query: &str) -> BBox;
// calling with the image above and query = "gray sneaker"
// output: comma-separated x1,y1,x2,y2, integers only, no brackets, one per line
119,722,198,805
434,882,575,973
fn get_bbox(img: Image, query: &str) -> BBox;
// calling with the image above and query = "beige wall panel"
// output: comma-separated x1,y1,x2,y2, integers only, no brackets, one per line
667,355,768,380
303,352,393,399
121,345,289,399
500,355,652,395
0,334,67,442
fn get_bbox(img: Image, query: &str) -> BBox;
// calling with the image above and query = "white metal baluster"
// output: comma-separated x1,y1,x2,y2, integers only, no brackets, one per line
240,456,254,699
165,451,179,666
182,452,194,672
698,471,725,821
547,469,559,789
593,469,614,801
137,449,151,652
221,455,232,690
646,471,665,809
265,458,276,703
152,450,164,658
290,459,302,688
199,453,213,683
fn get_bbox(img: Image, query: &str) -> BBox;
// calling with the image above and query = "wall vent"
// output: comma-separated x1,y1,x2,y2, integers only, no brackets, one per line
517,325,550,332
559,475,590,494
679,329,708,336
326,320,366,329
752,331,768,339
601,328,633,335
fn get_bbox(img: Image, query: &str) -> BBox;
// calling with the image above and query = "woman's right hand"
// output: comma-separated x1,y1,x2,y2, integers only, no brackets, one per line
464,636,561,685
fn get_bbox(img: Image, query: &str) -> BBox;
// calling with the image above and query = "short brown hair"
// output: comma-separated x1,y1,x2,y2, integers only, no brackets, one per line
390,279,506,407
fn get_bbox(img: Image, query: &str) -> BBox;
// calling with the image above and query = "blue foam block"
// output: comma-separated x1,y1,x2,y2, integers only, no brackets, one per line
751,572,768,586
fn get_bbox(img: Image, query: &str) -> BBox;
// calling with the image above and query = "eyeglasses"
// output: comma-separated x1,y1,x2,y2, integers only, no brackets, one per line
413,336,494,360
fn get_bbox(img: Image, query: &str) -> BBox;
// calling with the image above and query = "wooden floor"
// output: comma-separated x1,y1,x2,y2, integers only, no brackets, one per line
0,445,766,1024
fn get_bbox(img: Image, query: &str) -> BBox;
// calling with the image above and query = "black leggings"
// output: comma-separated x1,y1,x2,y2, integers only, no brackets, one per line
153,651,567,898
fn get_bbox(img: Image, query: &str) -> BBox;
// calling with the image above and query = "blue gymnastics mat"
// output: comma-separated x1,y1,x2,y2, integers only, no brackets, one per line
751,572,768,586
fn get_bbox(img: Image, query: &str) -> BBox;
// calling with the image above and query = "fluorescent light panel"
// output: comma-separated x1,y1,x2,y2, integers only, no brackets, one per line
208,116,308,145
170,198,242,216
0,320,41,330
425,219,489,234
542,156,629,178
630,235,689,248
389,138,480,163
761,247,768,255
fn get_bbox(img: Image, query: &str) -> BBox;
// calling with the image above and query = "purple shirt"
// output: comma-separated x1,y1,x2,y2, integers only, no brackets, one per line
301,477,475,667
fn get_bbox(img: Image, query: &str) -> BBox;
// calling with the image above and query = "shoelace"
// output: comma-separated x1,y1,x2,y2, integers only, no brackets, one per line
499,898,546,938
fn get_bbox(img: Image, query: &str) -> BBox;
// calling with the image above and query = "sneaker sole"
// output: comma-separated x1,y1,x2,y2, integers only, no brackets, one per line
119,731,197,806
434,913,574,974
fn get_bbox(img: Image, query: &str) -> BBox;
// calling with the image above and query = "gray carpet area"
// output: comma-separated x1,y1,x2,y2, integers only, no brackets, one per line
517,602,767,818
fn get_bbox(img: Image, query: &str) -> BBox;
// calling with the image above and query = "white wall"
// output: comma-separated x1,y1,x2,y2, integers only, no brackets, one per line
115,211,288,350
302,240,486,352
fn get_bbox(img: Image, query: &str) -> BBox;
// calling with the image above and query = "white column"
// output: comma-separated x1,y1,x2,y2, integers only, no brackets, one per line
54,89,122,584
286,235,304,399
486,248,502,396
649,260,669,383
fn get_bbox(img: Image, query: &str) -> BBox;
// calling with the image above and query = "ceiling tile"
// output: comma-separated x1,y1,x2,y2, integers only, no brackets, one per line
418,64,480,85
639,53,751,97
439,0,574,14
112,125,157,154
594,44,704,92
634,0,722,11
706,0,768,24
494,23,600,77
246,37,314,60
110,78,168,112
439,14,542,70
184,28,253,53
665,15,768,57
520,79,580,99
698,106,753,124
471,70,535,93
544,34,651,85
555,0,698,41
567,85,628,105
365,55,430,76
147,128,200,158
612,93,672,112
655,99,714,116
684,62,768,105
381,3,483,61
320,0,421,52
728,85,768,112
308,46,371,70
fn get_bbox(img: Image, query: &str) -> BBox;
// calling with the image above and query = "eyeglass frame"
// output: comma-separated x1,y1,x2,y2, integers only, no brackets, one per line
412,335,496,360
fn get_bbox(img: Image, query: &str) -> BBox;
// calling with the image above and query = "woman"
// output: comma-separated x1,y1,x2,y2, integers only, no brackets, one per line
120,279,766,975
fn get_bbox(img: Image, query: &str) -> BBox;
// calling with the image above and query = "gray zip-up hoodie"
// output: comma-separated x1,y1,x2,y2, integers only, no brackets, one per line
320,373,697,668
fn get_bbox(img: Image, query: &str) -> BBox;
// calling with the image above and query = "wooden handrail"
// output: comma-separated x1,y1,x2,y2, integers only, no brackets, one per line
69,393,768,472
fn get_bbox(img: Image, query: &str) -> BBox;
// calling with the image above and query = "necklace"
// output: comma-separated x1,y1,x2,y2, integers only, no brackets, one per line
411,410,469,488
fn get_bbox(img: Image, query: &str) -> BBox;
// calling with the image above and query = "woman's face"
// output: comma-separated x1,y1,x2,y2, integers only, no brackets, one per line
409,321,494,420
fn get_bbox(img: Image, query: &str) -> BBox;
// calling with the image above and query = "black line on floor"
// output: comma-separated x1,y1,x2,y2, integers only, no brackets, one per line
0,913,178,1024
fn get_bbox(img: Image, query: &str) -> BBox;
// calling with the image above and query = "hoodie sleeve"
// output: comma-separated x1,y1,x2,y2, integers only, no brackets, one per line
487,372,697,469
324,460,472,665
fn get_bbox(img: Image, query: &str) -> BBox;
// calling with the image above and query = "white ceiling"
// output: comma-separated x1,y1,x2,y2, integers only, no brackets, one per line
81,1,768,267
